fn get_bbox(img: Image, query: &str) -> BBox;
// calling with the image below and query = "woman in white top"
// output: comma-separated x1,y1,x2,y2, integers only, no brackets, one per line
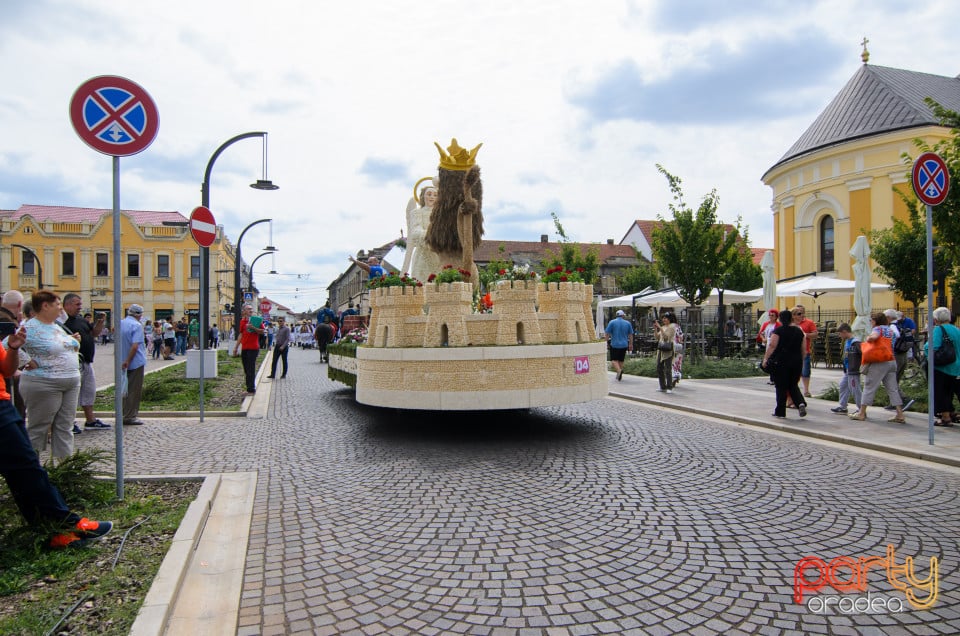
19,290,82,462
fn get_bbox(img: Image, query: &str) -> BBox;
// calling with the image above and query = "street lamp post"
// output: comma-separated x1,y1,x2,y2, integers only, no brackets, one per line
8,243,43,289
201,131,278,348
248,251,278,295
233,220,276,338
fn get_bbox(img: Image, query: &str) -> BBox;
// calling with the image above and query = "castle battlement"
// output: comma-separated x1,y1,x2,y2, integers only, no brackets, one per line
367,281,596,348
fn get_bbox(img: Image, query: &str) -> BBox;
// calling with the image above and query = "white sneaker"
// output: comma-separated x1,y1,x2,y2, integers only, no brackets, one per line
666,389,673,394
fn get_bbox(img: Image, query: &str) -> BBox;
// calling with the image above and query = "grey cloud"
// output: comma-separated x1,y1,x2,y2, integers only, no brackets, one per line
642,0,797,32
516,172,557,186
358,158,410,185
567,34,847,124
0,154,79,208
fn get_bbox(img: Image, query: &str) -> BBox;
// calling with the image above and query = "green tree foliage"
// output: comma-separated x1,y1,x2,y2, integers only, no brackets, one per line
721,244,763,293
869,213,948,307
542,213,601,284
542,242,600,285
650,165,742,305
617,263,660,294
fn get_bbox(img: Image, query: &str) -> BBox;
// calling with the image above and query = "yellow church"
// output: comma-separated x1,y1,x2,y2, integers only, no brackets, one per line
762,52,960,315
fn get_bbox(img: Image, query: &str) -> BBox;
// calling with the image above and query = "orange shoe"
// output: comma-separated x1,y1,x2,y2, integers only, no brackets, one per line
49,518,113,549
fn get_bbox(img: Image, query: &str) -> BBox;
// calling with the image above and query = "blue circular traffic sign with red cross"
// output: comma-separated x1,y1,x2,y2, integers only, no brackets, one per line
912,152,950,206
70,76,159,156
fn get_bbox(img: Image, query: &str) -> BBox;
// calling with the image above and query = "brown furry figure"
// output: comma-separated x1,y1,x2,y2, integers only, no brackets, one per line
425,139,484,274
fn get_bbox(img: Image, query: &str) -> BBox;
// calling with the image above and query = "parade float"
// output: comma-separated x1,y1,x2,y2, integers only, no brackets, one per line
328,140,609,410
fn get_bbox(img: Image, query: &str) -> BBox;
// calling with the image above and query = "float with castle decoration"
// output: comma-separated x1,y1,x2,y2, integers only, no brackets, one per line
327,140,609,410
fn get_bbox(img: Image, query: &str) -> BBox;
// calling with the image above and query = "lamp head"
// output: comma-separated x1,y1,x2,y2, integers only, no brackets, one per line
263,245,278,252
250,179,279,191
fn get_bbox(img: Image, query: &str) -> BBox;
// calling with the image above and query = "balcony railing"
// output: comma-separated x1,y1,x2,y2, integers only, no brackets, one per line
93,276,111,288
123,277,142,291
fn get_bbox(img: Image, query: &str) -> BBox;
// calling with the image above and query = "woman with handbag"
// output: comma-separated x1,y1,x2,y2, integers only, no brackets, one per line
654,312,677,393
850,312,904,422
762,309,806,418
925,307,960,426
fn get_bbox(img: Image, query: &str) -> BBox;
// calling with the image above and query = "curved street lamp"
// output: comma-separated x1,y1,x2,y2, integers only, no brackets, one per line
233,219,276,338
201,131,278,347
7,243,43,289
248,251,278,295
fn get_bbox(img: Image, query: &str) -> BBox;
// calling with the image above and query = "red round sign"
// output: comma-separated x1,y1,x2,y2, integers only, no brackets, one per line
70,76,159,157
189,206,217,248
259,300,272,314
912,152,951,207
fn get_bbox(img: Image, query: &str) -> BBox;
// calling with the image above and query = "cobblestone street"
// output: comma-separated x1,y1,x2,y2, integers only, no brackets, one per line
78,347,960,634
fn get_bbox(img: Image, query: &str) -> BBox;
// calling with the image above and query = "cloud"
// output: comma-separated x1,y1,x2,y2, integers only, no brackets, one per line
0,153,77,207
567,33,846,124
641,0,796,31
516,172,557,186
358,157,411,185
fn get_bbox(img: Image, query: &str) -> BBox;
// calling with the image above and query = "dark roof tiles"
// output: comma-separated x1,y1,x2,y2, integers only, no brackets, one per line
766,64,960,176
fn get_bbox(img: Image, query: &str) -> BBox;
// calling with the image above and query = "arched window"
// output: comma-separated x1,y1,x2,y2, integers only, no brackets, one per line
819,216,834,272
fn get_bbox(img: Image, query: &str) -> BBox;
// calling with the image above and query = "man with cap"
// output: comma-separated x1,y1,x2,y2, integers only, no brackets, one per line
605,309,634,381
120,304,147,425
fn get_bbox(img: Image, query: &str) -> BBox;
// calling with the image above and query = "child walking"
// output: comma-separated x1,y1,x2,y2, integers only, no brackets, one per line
832,323,862,414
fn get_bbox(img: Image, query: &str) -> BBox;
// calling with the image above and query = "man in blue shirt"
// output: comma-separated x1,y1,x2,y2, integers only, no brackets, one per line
605,309,634,381
120,304,148,426
350,255,385,280
316,301,337,325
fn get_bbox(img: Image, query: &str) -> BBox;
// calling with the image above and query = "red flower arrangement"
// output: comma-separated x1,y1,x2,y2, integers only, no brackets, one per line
430,264,472,284
541,265,583,284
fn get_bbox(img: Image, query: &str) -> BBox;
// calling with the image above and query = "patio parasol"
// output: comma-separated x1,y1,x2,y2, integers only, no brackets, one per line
850,236,872,340
760,250,776,326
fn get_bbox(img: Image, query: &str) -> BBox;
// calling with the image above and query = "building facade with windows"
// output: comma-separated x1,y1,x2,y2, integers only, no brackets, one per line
0,204,240,333
762,61,960,312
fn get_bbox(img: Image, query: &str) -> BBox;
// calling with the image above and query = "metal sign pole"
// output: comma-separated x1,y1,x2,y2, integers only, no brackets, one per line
112,156,125,499
199,246,207,422
926,203,935,446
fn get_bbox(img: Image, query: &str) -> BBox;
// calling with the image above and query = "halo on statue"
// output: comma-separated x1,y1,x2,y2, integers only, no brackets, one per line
412,176,436,206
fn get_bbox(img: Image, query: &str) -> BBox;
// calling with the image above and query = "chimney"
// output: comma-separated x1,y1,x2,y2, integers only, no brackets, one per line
540,234,548,243
607,239,614,245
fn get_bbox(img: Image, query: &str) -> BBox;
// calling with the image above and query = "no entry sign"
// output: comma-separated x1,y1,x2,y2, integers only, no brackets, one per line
912,152,950,207
189,206,217,248
70,76,159,157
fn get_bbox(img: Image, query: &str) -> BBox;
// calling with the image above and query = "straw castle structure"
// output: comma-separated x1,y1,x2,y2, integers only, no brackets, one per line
332,280,609,410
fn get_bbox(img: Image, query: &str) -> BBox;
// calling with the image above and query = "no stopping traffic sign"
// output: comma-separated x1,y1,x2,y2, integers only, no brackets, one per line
70,76,159,157
912,152,951,207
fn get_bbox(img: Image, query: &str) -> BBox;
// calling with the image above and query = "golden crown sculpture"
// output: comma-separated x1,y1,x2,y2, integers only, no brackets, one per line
435,138,482,171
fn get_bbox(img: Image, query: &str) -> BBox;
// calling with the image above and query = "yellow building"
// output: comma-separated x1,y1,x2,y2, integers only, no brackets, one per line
762,60,960,314
0,204,239,333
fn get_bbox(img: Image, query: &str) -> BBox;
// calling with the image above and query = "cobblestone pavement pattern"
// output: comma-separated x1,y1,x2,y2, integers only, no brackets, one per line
77,347,960,635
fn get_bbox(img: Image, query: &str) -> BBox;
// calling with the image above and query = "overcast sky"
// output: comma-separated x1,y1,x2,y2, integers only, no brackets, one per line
0,0,955,312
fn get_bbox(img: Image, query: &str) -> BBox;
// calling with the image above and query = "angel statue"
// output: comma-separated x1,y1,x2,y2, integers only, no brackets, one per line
401,177,441,282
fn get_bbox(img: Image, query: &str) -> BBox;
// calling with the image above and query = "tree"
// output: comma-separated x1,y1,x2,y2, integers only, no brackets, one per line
651,165,741,305
617,263,660,294
869,212,949,308
720,244,762,293
542,213,601,284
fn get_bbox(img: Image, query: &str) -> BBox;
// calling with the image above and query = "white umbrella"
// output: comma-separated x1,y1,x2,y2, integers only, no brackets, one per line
850,236,872,340
632,288,761,307
760,250,776,326
595,295,605,338
775,275,888,297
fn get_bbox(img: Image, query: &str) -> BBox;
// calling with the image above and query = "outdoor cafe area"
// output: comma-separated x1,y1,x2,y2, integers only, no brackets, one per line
597,273,924,365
